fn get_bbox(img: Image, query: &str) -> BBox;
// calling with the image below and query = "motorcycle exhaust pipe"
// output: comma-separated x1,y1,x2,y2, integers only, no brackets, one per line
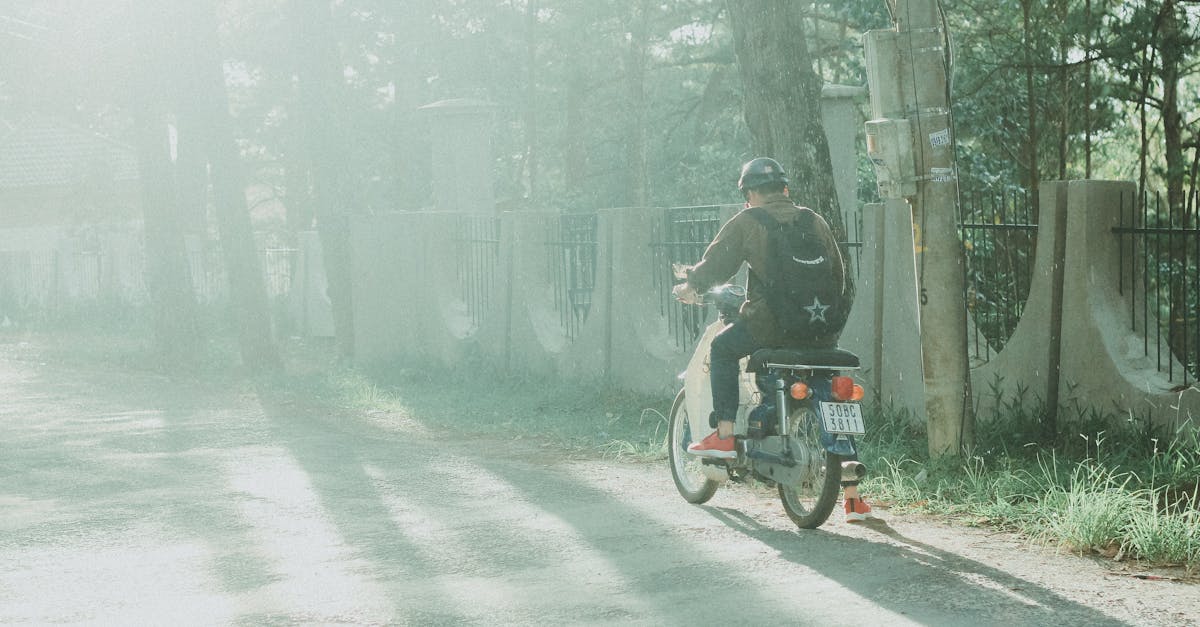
840,460,867,483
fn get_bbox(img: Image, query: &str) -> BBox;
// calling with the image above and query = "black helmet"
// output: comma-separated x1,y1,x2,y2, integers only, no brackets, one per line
737,157,789,193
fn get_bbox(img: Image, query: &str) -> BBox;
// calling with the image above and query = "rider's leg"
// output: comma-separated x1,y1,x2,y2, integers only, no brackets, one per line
842,481,875,521
709,322,759,439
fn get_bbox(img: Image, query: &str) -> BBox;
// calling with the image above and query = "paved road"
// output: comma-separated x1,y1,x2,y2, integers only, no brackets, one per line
1,345,1196,625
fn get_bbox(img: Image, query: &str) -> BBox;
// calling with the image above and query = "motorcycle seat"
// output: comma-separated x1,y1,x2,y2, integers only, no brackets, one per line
747,347,860,373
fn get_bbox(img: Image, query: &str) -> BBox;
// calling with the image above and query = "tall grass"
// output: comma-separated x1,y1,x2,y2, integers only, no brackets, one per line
859,390,1200,571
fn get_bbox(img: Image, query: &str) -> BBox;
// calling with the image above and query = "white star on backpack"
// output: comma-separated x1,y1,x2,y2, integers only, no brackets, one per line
804,297,829,323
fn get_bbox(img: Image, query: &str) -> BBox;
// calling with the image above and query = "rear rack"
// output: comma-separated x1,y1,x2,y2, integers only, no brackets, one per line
762,362,861,371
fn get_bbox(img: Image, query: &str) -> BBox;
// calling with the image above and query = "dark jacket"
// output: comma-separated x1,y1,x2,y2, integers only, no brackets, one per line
685,198,847,346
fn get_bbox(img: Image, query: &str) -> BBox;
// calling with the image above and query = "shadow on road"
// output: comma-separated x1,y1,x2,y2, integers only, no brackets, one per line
0,346,1148,625
700,505,1126,626
252,384,825,624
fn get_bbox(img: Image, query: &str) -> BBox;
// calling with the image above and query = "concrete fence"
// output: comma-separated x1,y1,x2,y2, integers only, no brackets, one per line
352,179,1200,435
352,207,739,395
971,180,1200,432
349,203,921,400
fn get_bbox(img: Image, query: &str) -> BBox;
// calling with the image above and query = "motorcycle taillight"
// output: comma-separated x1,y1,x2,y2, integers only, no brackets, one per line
789,381,810,399
831,376,855,401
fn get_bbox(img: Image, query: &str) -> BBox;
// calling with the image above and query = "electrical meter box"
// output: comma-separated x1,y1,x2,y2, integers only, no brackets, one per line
865,118,916,199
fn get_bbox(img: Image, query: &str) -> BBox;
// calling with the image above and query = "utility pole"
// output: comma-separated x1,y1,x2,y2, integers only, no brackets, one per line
864,0,972,456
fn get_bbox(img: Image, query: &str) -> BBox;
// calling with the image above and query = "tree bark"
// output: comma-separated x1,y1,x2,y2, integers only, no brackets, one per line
291,0,357,359
1136,43,1156,198
623,0,651,208
1020,0,1040,216
725,0,844,242
1156,0,1192,378
1056,0,1069,180
1160,0,1185,218
564,73,587,203
1084,0,1093,178
178,0,280,370
726,0,855,330
523,0,540,202
131,4,202,365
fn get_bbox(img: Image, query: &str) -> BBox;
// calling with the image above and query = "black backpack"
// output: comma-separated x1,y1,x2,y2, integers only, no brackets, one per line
747,207,846,340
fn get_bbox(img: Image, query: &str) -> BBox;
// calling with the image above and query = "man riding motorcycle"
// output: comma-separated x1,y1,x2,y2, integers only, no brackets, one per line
671,157,875,521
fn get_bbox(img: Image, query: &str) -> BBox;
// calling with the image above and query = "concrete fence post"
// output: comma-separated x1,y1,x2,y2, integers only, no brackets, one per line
870,199,926,420
1056,180,1200,430
968,182,1067,420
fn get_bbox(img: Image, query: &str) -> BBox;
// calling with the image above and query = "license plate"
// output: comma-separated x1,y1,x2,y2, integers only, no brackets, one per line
820,402,866,435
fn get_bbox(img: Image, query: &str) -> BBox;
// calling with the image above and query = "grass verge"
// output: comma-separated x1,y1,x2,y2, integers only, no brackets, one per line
298,352,673,461
859,400,1200,572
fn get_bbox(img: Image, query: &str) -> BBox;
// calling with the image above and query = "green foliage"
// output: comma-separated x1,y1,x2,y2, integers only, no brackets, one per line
860,391,1200,569
1033,460,1147,553
1125,499,1200,565
959,186,1037,356
4,0,1196,216
938,0,1199,192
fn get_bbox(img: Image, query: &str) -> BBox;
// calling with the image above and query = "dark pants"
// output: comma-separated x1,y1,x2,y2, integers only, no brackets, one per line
710,322,762,425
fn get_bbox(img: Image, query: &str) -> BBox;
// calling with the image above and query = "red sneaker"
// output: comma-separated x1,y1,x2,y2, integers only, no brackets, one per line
845,497,876,522
687,430,737,459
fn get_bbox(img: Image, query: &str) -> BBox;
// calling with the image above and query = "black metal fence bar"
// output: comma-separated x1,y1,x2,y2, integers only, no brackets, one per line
546,212,598,340
958,186,1038,363
0,250,55,312
454,216,500,329
261,248,298,298
647,204,865,351
0,245,300,324
845,208,865,279
650,205,726,350
1113,189,1200,385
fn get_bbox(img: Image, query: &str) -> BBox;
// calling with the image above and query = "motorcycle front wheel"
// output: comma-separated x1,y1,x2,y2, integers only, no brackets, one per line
667,389,720,503
778,406,842,529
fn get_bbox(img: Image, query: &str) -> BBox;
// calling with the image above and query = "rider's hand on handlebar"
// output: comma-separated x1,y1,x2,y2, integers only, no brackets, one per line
672,282,702,305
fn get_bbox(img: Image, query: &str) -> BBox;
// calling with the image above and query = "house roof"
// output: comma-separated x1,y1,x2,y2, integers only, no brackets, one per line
0,116,139,189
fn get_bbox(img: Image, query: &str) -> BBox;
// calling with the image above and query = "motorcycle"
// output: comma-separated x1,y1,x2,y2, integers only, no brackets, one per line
667,284,868,529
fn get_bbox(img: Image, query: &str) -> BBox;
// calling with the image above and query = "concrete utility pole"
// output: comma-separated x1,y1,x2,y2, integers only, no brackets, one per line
864,0,972,456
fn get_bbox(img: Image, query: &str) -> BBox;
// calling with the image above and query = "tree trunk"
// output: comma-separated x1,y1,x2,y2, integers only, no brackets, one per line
1020,0,1040,216
564,73,587,203
726,0,855,328
178,0,280,370
1158,1,1191,378
1084,0,1093,177
1160,0,1185,217
291,0,357,359
725,0,844,242
523,0,540,202
623,0,651,207
389,0,432,210
131,6,202,365
284,154,314,233
1136,43,1155,198
1056,0,1069,180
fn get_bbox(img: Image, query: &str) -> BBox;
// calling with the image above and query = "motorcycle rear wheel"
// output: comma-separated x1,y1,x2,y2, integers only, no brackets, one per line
667,389,720,503
778,407,842,529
